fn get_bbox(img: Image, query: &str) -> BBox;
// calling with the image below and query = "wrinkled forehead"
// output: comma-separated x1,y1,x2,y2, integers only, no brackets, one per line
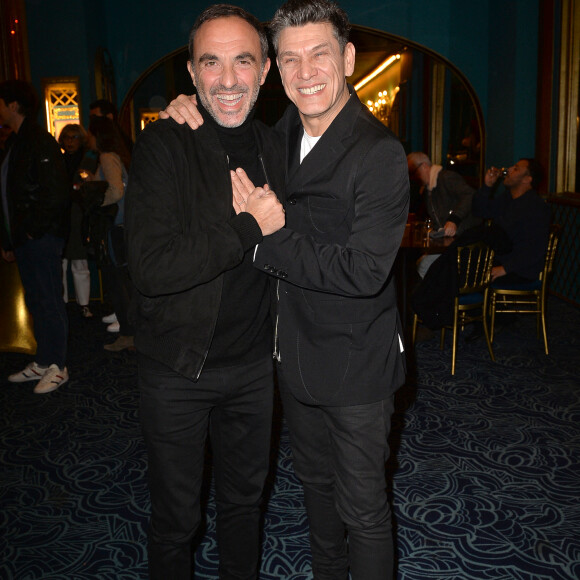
193,16,262,59
515,160,529,172
277,22,339,53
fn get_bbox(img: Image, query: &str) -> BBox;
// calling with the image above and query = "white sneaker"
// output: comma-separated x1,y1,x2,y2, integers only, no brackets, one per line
102,312,117,324
8,362,49,383
107,321,120,333
33,365,69,394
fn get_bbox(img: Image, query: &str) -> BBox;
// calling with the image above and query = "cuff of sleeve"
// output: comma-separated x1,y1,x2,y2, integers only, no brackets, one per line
448,213,461,225
230,212,263,252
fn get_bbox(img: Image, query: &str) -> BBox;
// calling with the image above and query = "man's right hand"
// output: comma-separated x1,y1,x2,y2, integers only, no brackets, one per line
485,166,502,187
159,94,204,129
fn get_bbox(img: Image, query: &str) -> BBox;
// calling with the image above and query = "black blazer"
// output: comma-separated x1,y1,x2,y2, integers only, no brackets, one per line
255,90,410,406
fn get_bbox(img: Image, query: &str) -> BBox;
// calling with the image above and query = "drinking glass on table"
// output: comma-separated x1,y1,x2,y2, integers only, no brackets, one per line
424,218,432,240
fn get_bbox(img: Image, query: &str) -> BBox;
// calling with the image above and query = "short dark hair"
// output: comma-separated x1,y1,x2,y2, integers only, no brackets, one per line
269,0,351,54
88,115,131,169
0,80,39,117
521,158,544,189
89,99,117,117
188,4,269,67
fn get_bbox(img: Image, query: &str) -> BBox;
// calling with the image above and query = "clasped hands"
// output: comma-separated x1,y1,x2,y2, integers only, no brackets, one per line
159,95,285,236
231,168,285,237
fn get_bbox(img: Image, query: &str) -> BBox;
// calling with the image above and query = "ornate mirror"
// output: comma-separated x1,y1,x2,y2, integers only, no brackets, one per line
120,24,485,186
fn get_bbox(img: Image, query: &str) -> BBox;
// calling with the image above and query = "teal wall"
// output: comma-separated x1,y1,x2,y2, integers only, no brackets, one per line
24,0,540,168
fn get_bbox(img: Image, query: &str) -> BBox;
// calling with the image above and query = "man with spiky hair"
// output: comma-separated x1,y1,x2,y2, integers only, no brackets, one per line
253,3,408,578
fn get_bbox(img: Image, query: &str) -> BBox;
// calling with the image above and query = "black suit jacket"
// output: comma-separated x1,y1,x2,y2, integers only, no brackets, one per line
255,90,410,405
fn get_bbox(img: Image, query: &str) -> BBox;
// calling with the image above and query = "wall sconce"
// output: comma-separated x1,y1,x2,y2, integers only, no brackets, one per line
354,54,400,92
366,87,399,123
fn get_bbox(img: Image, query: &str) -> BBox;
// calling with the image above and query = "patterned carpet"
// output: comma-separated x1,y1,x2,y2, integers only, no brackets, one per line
1,297,579,579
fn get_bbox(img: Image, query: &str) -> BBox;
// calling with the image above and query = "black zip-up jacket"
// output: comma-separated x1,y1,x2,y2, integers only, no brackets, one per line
125,116,285,381
0,117,69,249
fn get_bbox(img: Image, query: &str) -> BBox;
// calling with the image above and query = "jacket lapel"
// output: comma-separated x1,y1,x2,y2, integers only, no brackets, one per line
285,89,361,193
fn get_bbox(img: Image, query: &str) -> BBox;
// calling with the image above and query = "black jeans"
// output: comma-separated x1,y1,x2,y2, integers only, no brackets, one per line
280,382,395,580
101,263,134,335
139,354,274,580
15,234,68,368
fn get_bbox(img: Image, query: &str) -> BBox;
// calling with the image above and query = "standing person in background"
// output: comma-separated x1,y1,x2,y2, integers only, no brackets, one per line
0,80,70,394
87,115,134,351
407,151,479,277
58,123,93,318
125,5,285,578
89,98,134,154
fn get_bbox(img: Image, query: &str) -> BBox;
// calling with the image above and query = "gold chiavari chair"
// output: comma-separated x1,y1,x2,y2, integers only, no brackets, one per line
413,241,495,375
489,224,561,355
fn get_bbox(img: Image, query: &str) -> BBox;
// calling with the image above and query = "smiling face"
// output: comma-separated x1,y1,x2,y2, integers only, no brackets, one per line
277,22,355,136
187,16,270,128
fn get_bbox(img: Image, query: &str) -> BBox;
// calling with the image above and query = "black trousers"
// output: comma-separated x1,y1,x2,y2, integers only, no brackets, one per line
101,263,134,335
280,381,395,580
139,354,274,580
15,235,68,368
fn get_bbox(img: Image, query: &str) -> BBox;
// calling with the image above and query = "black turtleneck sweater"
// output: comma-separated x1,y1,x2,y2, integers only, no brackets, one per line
201,103,273,368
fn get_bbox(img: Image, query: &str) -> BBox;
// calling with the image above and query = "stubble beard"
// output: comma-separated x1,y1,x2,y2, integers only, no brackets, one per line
197,77,261,128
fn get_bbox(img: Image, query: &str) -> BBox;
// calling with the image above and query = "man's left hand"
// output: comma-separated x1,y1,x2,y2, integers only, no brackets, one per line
231,168,285,235
443,221,457,237
491,265,506,281
231,168,272,213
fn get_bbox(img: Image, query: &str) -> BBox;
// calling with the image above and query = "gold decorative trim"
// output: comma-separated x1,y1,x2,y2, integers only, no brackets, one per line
430,62,446,166
556,0,580,193
41,76,81,139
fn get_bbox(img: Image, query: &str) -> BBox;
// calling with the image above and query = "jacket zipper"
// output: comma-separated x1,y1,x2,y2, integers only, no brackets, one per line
258,153,281,362
195,152,231,380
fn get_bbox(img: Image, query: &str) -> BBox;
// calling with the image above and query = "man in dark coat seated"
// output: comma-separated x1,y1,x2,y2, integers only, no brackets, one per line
473,158,550,285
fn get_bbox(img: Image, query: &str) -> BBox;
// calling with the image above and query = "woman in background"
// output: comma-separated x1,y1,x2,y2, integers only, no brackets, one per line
59,123,93,317
87,115,134,351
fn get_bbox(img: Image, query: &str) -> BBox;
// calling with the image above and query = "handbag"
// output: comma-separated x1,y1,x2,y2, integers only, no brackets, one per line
79,181,118,266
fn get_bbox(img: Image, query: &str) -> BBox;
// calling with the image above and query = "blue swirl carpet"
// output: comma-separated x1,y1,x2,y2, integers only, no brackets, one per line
1,297,578,579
